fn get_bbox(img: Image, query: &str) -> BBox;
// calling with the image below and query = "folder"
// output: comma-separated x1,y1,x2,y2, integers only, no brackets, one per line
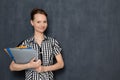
4,48,38,64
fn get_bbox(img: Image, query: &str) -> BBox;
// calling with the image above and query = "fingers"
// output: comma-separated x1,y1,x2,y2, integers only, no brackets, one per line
31,57,36,62
37,59,41,63
11,60,17,64
36,60,41,65
35,66,44,73
30,57,41,62
30,57,37,62
29,58,42,68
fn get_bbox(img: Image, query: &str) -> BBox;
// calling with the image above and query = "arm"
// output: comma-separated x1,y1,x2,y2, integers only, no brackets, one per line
35,53,64,72
10,58,41,71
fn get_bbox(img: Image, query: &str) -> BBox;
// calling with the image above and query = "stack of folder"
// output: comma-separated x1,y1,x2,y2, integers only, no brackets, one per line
4,46,38,64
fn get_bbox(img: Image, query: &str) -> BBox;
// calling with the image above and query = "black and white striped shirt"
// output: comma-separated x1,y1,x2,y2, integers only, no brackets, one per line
21,35,62,80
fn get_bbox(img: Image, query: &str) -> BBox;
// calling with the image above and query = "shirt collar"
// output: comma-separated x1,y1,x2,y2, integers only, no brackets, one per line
28,35,48,43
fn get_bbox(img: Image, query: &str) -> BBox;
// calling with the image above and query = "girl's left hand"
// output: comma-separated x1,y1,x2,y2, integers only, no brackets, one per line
35,66,45,73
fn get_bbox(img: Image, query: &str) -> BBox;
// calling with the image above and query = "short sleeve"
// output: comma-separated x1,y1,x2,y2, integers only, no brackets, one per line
52,39,62,55
17,40,24,46
17,40,28,47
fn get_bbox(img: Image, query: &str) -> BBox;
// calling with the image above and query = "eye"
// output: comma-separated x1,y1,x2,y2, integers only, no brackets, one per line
43,21,47,23
37,21,41,23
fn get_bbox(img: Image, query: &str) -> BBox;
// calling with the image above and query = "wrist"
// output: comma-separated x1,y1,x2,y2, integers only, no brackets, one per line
27,63,32,69
43,66,48,72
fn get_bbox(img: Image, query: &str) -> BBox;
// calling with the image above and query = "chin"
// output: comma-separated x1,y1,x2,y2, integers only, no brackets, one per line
39,30,46,33
36,28,46,33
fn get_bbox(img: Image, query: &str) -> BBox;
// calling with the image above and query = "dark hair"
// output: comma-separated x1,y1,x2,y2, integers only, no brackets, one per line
31,8,47,20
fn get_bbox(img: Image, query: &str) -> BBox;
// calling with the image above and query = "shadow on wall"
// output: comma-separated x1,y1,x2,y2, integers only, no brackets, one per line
11,71,25,79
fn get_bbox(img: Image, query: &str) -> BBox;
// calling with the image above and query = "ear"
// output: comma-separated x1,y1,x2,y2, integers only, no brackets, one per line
30,20,33,26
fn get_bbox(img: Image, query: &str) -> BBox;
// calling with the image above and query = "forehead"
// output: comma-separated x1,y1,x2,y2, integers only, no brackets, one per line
34,13,47,20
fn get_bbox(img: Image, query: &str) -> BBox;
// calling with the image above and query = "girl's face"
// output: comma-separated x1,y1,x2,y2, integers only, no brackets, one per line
31,13,48,34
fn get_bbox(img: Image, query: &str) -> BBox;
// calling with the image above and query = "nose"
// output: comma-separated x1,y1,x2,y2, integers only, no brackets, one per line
41,23,45,26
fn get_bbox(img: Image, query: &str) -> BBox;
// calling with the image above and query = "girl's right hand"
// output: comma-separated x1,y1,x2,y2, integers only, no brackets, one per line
29,58,41,68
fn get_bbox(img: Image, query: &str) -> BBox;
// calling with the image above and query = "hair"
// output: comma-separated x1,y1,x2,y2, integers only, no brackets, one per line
31,8,47,20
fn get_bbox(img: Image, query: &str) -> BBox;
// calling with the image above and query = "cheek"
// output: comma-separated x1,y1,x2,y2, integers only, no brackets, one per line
46,23,48,27
46,24,48,27
45,24,48,29
32,24,38,29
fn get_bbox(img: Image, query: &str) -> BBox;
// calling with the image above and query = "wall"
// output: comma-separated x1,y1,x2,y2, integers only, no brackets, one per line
0,0,120,80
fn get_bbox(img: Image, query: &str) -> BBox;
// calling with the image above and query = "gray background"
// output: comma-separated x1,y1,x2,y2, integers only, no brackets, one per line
0,0,120,80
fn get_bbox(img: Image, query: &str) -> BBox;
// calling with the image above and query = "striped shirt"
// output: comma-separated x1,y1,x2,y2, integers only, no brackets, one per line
21,35,62,80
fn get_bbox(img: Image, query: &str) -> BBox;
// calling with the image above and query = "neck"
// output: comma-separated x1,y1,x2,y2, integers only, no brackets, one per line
34,32,44,45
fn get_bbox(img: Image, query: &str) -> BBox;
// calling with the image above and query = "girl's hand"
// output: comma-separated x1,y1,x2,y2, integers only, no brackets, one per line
35,66,45,73
28,58,41,68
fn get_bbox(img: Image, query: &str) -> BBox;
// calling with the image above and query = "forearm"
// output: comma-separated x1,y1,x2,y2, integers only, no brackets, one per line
43,62,64,72
10,59,41,71
44,54,64,72
35,54,64,73
10,61,31,71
